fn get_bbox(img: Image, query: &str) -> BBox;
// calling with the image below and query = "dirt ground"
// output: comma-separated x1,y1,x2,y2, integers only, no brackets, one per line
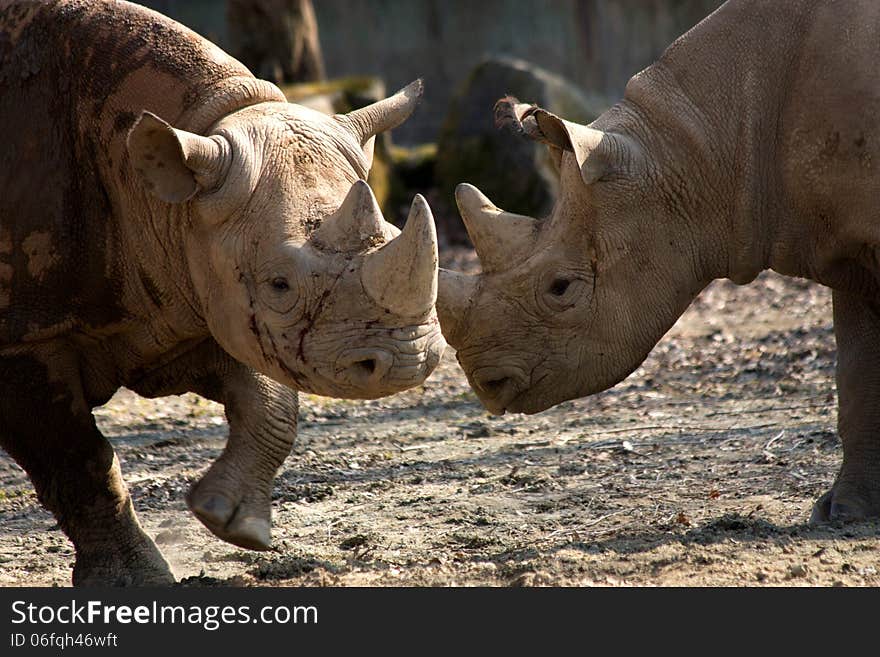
2,248,879,587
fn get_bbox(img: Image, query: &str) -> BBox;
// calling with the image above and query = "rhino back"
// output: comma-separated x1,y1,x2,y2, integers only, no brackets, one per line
0,0,260,347
776,0,880,234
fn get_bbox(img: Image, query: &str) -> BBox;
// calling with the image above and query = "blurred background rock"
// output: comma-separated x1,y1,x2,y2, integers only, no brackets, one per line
226,0,324,85
137,0,723,242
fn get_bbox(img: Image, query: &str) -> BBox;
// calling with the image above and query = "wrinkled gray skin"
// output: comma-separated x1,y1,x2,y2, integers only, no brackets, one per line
0,0,444,585
438,0,880,524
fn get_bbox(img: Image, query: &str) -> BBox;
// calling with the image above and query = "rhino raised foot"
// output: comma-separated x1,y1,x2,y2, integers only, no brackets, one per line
186,448,276,551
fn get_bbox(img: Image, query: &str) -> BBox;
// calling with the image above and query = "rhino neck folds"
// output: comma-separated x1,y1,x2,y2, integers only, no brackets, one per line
620,73,761,286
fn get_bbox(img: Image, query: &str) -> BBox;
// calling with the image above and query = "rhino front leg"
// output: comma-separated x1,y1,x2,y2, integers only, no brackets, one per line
811,290,880,523
0,352,173,586
185,355,298,550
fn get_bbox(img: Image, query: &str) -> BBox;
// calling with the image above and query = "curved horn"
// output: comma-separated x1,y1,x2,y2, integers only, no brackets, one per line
454,183,539,272
437,269,478,349
339,79,424,147
361,194,438,317
311,180,396,251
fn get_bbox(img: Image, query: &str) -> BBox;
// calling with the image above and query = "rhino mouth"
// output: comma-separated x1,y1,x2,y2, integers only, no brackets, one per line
467,364,530,415
468,365,559,415
291,322,445,398
501,392,553,415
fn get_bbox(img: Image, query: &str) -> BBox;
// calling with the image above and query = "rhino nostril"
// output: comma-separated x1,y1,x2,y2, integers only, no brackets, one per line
480,377,511,394
353,358,377,376
339,349,394,384
472,367,525,411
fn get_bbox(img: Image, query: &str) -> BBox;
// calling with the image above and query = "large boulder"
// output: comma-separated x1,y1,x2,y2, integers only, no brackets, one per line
435,56,608,243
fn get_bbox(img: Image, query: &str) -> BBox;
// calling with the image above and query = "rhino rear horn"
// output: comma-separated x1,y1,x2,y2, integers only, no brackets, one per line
312,180,397,251
127,112,230,203
454,183,539,273
338,79,424,148
361,194,438,318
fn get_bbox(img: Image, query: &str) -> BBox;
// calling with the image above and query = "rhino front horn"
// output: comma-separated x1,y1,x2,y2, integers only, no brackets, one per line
361,194,438,318
455,183,539,272
312,180,396,251
437,268,478,349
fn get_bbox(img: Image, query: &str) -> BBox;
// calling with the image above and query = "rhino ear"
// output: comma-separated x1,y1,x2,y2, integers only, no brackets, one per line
127,111,230,203
495,97,640,186
337,79,422,163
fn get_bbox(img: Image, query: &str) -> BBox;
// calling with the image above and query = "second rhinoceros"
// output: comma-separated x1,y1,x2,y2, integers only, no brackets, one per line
0,0,444,585
438,0,880,523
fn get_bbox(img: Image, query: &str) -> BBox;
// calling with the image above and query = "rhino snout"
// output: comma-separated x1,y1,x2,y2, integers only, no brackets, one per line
470,365,528,415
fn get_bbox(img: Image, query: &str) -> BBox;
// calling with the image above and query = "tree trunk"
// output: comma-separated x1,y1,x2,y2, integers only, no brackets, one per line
227,0,325,84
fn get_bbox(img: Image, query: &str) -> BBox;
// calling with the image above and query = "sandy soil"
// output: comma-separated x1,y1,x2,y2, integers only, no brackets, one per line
2,250,879,587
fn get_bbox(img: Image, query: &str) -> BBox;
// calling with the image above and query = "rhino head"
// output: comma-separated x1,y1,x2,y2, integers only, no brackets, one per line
127,80,445,398
438,98,707,414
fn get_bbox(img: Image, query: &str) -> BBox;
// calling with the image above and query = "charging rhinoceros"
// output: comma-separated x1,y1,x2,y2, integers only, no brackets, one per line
0,0,444,585
438,0,880,523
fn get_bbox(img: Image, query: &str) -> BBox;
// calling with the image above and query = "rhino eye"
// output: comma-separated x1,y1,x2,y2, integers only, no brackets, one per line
549,278,571,296
271,277,290,292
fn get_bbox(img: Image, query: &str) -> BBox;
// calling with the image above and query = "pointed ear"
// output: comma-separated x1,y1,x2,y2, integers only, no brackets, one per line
126,111,230,203
527,109,609,184
494,96,642,186
338,79,423,146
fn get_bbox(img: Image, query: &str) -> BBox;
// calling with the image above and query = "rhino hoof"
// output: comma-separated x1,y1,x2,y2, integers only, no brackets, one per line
226,516,272,551
809,488,872,524
809,491,834,524
187,489,272,551
73,543,175,587
187,491,236,527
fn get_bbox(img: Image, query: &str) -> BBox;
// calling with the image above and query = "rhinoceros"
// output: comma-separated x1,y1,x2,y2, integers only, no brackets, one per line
0,0,444,585
438,0,880,523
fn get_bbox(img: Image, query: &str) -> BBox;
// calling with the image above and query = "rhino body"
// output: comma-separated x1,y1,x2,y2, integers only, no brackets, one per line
0,0,444,585
439,0,880,522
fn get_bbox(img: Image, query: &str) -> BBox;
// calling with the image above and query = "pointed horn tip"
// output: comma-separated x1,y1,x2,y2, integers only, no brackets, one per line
351,178,372,193
401,78,424,101
454,183,495,213
334,178,380,216
454,182,481,201
409,193,432,218
348,178,381,206
404,195,438,250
